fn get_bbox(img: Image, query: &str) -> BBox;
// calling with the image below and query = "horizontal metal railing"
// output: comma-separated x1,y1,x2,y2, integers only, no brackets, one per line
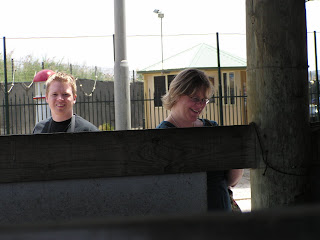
143,89,248,129
1,91,248,135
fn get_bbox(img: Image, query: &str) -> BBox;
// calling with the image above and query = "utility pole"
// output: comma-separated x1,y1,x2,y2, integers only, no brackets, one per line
114,0,131,130
153,9,164,73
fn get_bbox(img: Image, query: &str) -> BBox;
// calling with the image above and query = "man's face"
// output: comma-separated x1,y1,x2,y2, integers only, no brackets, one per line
46,81,76,121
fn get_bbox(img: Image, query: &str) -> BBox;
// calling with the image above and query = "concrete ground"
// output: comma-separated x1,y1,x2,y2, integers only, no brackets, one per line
230,169,251,212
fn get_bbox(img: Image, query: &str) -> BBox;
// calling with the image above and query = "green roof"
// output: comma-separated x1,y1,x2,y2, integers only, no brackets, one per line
138,43,246,73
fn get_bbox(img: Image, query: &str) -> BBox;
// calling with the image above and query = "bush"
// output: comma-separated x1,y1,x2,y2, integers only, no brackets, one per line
99,122,114,131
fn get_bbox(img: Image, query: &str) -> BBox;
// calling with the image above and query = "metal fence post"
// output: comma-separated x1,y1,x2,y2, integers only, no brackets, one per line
314,31,319,121
3,37,10,134
216,32,224,126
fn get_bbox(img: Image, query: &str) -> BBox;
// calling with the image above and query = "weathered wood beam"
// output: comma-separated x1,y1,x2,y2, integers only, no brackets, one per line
0,125,258,183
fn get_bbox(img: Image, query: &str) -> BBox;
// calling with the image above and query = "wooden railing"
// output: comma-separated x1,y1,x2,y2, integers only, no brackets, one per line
0,124,319,239
0,125,258,183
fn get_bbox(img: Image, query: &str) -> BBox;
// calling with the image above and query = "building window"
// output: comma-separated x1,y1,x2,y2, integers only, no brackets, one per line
223,73,228,104
167,75,176,90
154,76,166,107
229,72,235,104
208,76,215,103
153,75,177,107
222,72,235,105
209,76,214,86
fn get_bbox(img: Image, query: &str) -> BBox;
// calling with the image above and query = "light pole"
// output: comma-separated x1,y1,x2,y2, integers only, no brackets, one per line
114,0,131,130
153,9,164,72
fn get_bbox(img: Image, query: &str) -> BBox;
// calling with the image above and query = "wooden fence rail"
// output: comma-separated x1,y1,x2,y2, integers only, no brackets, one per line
0,125,258,184
0,125,260,226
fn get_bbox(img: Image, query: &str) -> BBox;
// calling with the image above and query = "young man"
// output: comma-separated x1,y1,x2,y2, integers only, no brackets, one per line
33,72,99,133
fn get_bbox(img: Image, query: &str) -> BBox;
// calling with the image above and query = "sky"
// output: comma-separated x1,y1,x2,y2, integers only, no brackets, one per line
1,0,320,72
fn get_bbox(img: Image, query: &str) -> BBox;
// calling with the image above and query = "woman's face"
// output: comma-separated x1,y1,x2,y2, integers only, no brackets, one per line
172,88,208,122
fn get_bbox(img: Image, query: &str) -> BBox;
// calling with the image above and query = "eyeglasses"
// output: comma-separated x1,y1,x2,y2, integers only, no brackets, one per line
188,96,210,105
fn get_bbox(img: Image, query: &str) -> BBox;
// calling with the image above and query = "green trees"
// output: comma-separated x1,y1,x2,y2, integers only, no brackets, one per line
0,53,114,83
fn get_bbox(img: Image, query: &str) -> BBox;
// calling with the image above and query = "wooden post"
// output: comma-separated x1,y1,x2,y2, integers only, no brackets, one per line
246,0,310,209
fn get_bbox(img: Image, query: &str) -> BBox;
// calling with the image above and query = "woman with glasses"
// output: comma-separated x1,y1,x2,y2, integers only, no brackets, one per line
156,68,243,211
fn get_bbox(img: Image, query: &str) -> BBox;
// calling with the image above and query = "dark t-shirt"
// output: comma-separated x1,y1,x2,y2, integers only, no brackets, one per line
33,114,99,133
156,118,218,128
156,118,231,211
50,118,72,133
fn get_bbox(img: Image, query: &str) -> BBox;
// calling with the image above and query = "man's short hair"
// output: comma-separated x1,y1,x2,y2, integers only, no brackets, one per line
46,72,77,96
